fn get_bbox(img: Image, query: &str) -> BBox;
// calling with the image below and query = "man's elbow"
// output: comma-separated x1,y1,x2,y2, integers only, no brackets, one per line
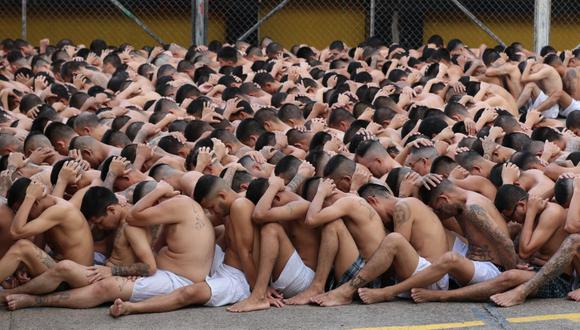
564,222,580,234
10,228,27,240
147,264,157,276
518,249,533,260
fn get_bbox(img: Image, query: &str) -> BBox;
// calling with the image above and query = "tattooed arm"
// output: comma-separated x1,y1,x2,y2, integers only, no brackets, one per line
123,224,156,276
287,174,307,193
465,204,518,269
393,201,413,241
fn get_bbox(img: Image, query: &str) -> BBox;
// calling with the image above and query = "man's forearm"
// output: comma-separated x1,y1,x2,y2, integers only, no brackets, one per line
519,210,537,255
287,174,306,192
111,263,152,277
11,197,35,236
52,180,68,198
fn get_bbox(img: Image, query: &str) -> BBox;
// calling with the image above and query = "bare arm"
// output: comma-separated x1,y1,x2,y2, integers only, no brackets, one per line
465,204,518,269
519,206,561,259
230,199,258,288
128,186,181,226
393,201,413,241
565,181,580,233
112,225,157,276
305,194,349,227
10,196,56,239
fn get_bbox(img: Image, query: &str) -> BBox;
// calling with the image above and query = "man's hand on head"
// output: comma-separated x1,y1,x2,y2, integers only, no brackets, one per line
26,181,47,200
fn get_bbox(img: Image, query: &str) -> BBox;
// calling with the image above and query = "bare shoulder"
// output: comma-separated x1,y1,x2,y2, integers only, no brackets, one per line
541,203,566,224
231,197,254,213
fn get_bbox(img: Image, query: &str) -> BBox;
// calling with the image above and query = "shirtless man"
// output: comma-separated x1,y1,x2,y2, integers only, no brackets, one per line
521,59,579,118
2,185,156,306
310,183,463,306
410,185,571,304
106,175,255,317
0,178,94,284
4,180,215,310
148,163,202,198
228,176,318,312
343,177,517,304
301,178,387,306
484,52,522,99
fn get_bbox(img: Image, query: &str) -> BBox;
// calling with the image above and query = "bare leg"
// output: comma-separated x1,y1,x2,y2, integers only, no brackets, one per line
285,219,358,305
110,282,212,317
0,260,90,302
411,269,534,303
534,90,560,113
6,276,134,311
491,234,580,307
228,223,294,313
0,240,55,283
312,232,420,307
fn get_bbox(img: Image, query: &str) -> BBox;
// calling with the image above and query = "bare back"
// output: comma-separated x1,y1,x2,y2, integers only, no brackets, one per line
339,196,386,260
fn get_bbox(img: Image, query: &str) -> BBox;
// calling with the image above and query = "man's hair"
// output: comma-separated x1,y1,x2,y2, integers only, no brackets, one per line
158,135,184,155
69,135,98,151
444,102,468,119
236,119,265,144
554,177,574,206
409,145,439,161
323,154,356,180
184,120,213,142
355,140,386,159
385,167,411,197
565,111,580,130
125,122,145,141
418,117,448,138
217,46,238,63
148,163,174,181
430,155,457,176
253,108,279,127
531,127,562,142
418,178,454,206
455,151,483,171
7,177,32,210
101,130,131,148
133,180,158,204
278,104,304,124
309,131,332,152
255,132,276,151
23,133,51,154
50,157,75,186
494,115,519,133
253,72,276,88
73,112,100,133
219,168,253,193
45,122,76,144
193,175,225,204
209,128,239,145
488,162,506,187
357,183,392,199
510,151,541,170
245,178,269,205
301,176,322,201
328,108,355,128
494,184,528,213
100,156,119,181
502,132,532,151
80,186,118,220
567,151,580,166
274,155,301,181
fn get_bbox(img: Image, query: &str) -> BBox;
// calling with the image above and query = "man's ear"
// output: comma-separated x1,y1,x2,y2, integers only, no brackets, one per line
293,141,307,150
82,127,91,136
470,165,482,176
106,204,117,215
249,135,258,145
366,196,379,207
263,121,273,131
288,119,296,127
240,182,249,191
338,121,348,132
81,149,93,160
381,120,390,127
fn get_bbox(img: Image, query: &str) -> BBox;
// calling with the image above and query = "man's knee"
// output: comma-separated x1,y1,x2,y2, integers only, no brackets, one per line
322,219,345,234
498,270,525,287
53,260,77,276
7,239,35,257
382,232,406,250
92,277,119,296
261,222,282,237
437,252,462,269
176,285,201,305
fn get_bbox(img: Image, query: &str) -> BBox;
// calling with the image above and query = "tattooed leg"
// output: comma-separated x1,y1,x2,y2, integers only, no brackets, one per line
491,234,580,307
0,240,56,283
6,276,135,310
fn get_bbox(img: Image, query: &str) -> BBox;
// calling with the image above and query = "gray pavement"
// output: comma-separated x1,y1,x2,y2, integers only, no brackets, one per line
1,298,580,330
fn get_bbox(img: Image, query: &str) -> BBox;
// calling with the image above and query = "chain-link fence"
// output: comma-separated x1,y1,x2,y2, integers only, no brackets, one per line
0,0,578,50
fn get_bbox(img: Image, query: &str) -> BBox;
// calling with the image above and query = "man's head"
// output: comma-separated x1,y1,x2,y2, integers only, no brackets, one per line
430,155,458,177
236,118,266,147
239,155,273,178
455,151,491,177
45,122,78,155
554,176,574,208
405,145,439,176
254,107,288,132
73,112,108,141
354,140,393,177
193,175,233,217
158,135,190,158
323,154,356,192
7,178,48,218
80,186,122,230
69,135,104,168
100,156,147,191
566,111,580,136
217,46,238,67
328,108,355,132
358,183,394,220
418,178,462,217
494,184,528,223
274,155,302,184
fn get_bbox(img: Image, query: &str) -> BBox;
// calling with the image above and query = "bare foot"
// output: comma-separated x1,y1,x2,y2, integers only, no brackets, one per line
109,298,130,318
358,287,396,304
284,285,324,305
411,288,446,303
6,294,35,311
490,287,526,307
227,296,270,313
567,288,580,301
310,284,354,307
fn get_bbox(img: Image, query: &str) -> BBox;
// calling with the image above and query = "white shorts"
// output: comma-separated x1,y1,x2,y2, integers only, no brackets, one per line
468,261,502,285
398,256,449,298
210,245,225,276
531,91,559,119
205,264,250,307
271,250,314,298
452,236,469,257
561,99,580,117
130,269,193,302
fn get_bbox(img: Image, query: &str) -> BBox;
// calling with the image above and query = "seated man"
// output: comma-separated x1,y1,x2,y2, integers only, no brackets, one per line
2,185,156,305
0,178,94,285
4,181,215,310
228,176,318,312
107,175,257,316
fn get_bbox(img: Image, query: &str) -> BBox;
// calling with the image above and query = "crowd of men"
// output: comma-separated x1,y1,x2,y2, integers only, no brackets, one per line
0,34,579,316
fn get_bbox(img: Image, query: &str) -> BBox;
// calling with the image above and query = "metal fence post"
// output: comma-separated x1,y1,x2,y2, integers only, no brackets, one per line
193,0,208,46
534,0,551,53
369,0,376,37
21,0,27,40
